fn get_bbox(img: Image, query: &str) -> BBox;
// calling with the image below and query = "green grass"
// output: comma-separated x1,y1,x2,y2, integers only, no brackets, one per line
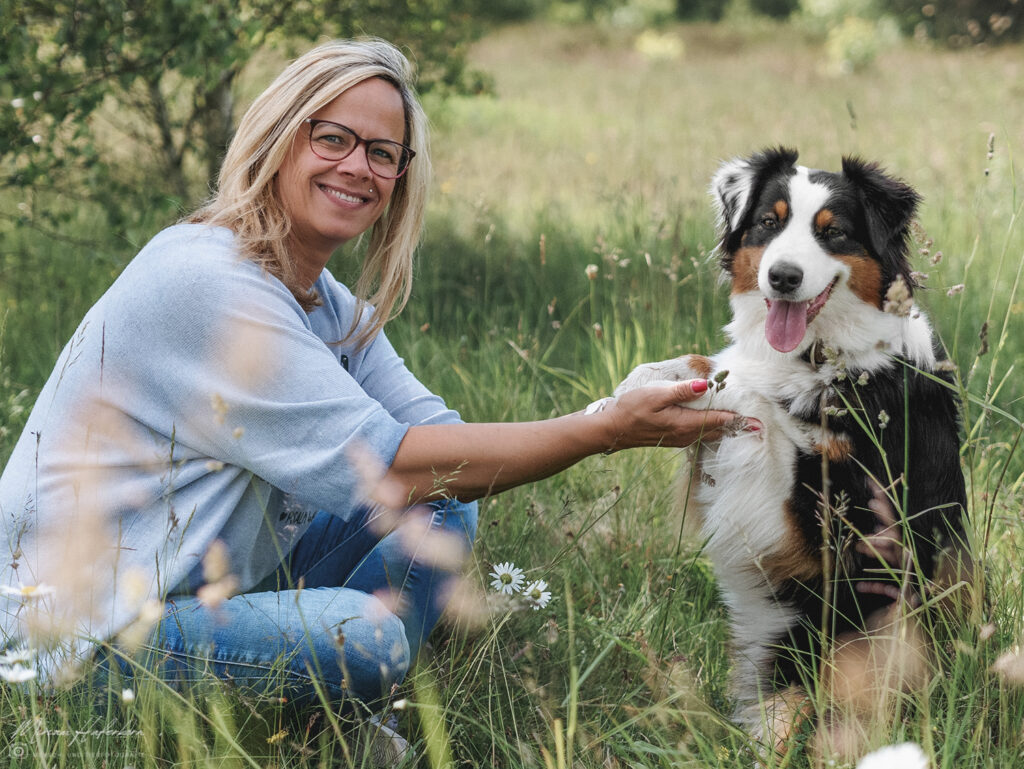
2,18,1024,769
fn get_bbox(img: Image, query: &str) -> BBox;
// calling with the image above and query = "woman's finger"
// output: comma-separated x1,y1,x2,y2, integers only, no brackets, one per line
666,378,711,402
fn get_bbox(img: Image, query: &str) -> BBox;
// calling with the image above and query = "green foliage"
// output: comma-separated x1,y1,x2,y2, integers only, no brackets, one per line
882,0,1023,45
675,0,728,20
0,0,489,237
750,0,800,17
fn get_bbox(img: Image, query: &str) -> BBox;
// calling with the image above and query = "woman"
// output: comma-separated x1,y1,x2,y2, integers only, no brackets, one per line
0,39,739,723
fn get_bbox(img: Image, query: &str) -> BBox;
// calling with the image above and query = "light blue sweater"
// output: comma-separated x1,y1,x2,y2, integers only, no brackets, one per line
0,224,463,677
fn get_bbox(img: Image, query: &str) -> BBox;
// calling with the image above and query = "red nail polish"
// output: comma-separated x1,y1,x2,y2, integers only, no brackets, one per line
691,379,709,394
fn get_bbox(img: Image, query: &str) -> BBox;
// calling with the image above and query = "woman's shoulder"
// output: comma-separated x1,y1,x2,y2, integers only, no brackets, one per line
134,223,244,273
123,224,290,297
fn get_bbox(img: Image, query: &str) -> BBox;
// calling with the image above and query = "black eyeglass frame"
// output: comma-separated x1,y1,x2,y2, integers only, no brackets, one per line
303,118,416,180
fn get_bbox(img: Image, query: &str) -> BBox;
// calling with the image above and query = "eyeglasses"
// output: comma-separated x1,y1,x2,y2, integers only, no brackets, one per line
304,118,415,180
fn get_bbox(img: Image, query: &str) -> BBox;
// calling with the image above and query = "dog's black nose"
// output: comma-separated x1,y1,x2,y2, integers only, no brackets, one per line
767,262,803,294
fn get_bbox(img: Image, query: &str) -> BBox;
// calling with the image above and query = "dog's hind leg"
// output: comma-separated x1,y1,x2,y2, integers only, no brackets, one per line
736,685,814,757
813,603,931,763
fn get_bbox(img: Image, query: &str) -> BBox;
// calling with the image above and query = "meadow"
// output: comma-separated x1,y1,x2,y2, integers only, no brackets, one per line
1,18,1023,768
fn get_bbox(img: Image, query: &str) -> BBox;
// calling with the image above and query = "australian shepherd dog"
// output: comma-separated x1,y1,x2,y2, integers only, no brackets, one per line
611,147,974,755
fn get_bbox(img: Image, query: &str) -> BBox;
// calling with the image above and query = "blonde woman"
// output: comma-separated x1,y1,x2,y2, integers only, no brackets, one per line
0,38,738,759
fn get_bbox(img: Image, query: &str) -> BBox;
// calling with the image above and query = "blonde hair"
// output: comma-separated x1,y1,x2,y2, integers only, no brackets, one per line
190,38,430,349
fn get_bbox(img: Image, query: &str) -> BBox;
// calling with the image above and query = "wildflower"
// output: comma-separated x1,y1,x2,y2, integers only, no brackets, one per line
210,392,228,424
593,323,603,340
585,264,598,280
855,741,928,769
856,371,870,386
992,645,1024,684
883,276,913,316
266,729,288,745
121,688,135,703
33,91,42,101
0,665,36,683
489,562,525,594
878,410,890,429
1,583,55,600
31,135,42,145
523,579,552,610
10,98,24,109
197,541,239,610
0,647,34,665
947,284,965,296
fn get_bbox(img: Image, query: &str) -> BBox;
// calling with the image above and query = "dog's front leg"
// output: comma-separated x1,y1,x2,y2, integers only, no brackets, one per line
613,354,716,396
583,355,718,415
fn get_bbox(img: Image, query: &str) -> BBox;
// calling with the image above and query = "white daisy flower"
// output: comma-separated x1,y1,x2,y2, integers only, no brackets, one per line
0,647,34,666
1,583,55,600
488,562,525,594
121,688,135,703
0,665,36,683
523,579,552,610
856,742,929,769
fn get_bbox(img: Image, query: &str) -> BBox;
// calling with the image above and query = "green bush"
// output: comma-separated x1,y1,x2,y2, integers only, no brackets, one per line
882,0,1022,44
750,0,800,18
675,0,728,21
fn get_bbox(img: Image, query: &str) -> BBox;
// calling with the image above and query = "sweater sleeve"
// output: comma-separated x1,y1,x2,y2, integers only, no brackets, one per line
96,226,415,514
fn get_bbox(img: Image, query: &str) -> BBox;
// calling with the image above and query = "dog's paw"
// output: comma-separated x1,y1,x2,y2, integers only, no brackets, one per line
613,354,713,397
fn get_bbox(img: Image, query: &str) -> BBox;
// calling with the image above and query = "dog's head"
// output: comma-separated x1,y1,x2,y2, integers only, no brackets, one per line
711,147,920,355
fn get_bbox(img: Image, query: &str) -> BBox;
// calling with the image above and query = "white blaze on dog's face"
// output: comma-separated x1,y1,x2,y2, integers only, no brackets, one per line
711,148,920,357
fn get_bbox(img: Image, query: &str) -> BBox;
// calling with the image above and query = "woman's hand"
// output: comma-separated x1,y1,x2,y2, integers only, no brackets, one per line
599,379,754,452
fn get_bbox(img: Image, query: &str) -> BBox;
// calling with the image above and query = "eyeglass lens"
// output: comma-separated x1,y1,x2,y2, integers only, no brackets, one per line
309,121,409,178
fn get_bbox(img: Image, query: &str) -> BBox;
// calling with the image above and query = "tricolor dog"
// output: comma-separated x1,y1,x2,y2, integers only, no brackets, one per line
610,148,973,751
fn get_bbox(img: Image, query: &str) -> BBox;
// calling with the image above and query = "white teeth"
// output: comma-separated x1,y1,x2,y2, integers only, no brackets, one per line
320,185,364,204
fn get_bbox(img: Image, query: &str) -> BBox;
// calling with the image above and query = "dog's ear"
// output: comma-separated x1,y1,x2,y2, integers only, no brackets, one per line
711,147,799,253
841,156,921,287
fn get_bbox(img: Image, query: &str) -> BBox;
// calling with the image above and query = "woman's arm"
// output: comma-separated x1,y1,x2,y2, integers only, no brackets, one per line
384,380,745,502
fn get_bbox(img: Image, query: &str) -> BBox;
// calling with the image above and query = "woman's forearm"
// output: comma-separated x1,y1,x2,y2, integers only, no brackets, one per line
382,381,742,503
386,414,611,502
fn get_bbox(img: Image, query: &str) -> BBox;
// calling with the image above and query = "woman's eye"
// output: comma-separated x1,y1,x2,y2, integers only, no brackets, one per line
371,146,398,163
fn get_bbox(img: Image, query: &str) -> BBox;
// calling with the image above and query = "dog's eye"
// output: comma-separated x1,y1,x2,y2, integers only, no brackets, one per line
759,215,778,230
823,226,844,240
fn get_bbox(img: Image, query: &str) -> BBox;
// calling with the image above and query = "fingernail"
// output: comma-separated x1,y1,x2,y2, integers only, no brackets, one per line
691,379,709,394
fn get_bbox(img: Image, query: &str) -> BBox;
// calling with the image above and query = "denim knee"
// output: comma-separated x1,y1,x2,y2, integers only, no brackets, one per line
328,593,411,704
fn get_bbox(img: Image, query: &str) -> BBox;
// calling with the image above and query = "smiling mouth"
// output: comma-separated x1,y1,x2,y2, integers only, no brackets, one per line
763,277,838,353
318,183,369,204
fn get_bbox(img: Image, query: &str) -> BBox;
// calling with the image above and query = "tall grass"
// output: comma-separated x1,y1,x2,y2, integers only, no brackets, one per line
1,19,1023,768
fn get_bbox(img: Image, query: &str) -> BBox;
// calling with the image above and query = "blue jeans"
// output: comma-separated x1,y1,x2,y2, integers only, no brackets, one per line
104,499,477,708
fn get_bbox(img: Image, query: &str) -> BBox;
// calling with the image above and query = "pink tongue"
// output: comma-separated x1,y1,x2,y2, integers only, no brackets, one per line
765,300,809,352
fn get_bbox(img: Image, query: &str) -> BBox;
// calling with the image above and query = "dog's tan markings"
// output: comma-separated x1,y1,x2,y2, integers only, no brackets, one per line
815,208,835,230
757,501,821,584
814,435,853,463
685,354,713,378
836,253,883,309
814,607,931,762
774,199,790,222
750,685,813,755
730,246,764,295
